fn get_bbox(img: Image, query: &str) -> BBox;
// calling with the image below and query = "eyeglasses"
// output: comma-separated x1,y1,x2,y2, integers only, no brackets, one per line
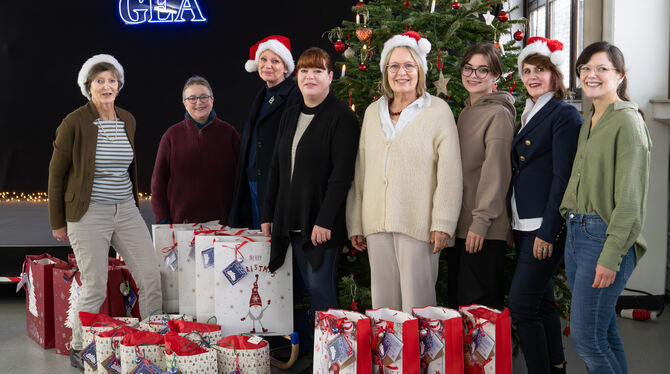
387,63,417,73
461,65,490,78
577,65,617,75
183,95,212,104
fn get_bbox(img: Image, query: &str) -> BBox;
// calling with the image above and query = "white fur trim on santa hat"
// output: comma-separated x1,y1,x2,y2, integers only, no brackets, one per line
245,39,295,77
379,33,432,74
517,40,567,76
77,54,124,100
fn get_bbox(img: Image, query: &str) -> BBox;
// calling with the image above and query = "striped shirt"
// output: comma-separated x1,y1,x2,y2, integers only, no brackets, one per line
90,119,134,203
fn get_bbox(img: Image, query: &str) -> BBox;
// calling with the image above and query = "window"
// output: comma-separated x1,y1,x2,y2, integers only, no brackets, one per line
526,0,584,91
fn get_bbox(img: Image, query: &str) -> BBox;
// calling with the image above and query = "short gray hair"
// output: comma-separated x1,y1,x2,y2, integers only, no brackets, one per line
182,76,213,99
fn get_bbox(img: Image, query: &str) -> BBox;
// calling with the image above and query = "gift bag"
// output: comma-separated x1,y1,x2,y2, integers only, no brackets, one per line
79,312,139,374
314,309,372,374
108,266,141,319
119,330,166,374
459,305,512,374
95,326,139,374
412,306,464,374
213,236,292,336
167,320,223,344
138,313,194,334
20,254,67,349
164,331,218,374
216,335,270,374
366,308,420,374
52,264,110,355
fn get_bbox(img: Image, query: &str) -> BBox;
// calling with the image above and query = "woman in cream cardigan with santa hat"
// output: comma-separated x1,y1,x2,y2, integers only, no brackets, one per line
346,31,463,313
508,36,581,374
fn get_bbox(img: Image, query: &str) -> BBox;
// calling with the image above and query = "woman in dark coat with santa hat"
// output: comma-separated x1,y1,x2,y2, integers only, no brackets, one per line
228,35,301,229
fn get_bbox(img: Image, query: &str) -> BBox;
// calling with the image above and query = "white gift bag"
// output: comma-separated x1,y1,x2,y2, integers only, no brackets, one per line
217,335,271,374
366,308,420,374
213,236,293,336
313,309,372,374
119,343,166,374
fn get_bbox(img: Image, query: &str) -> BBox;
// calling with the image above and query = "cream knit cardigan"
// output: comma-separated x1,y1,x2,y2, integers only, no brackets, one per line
346,95,463,243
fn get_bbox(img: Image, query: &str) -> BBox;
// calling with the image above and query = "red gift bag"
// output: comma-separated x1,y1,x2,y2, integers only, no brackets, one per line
459,305,512,374
107,266,141,318
366,308,420,374
21,254,67,349
52,264,110,355
412,306,464,374
314,309,372,374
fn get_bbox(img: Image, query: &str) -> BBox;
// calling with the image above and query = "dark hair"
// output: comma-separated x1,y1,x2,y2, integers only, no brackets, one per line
460,42,503,78
522,54,567,100
182,75,213,99
85,62,123,94
296,47,333,72
575,41,645,120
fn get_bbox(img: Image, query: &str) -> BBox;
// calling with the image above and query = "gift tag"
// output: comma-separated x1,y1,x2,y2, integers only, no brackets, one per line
419,331,433,358
380,332,403,363
201,247,215,268
229,370,242,374
119,281,130,297
188,242,196,260
222,259,247,285
425,331,444,360
165,250,178,272
15,272,29,293
159,326,170,334
125,286,138,313
81,341,98,369
130,358,163,374
472,327,495,361
101,353,122,374
247,335,263,345
326,334,354,365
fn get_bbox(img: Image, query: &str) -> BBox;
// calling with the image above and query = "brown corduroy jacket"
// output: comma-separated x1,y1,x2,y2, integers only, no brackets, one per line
48,101,139,229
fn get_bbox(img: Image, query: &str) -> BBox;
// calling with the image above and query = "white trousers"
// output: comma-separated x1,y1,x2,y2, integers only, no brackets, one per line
366,232,439,313
67,201,161,349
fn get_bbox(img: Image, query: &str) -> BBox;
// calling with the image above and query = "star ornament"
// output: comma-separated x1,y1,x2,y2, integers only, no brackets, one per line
433,71,450,97
483,11,495,26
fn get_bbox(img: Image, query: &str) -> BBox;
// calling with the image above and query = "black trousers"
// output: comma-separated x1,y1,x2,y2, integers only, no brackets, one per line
446,238,506,311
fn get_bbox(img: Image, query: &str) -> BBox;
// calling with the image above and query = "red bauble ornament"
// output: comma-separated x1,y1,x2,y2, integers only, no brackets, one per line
497,11,509,22
349,299,358,311
403,1,411,7
452,1,461,9
356,0,365,7
334,40,345,52
513,29,524,41
358,63,367,71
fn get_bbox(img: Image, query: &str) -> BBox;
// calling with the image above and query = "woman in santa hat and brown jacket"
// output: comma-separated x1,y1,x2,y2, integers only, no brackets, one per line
228,35,301,230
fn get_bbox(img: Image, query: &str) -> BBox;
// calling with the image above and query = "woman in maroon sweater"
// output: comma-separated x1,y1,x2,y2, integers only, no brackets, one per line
151,76,241,224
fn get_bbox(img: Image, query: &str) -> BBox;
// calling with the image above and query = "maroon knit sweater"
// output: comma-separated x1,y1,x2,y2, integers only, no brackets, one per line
151,115,241,223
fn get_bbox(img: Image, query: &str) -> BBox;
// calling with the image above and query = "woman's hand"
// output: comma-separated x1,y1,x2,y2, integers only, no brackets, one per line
52,227,69,242
261,222,273,237
465,231,484,253
533,237,554,260
350,235,367,251
430,231,450,254
592,265,616,288
311,225,331,246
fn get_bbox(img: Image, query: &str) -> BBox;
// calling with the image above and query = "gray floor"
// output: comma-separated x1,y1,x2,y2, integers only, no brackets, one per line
1,292,668,373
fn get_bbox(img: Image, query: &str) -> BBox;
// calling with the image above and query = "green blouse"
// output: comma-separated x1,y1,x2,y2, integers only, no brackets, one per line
559,101,651,271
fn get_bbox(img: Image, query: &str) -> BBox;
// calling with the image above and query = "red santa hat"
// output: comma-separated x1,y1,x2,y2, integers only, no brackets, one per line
249,274,262,307
77,54,125,100
517,36,567,76
379,31,431,74
245,35,295,77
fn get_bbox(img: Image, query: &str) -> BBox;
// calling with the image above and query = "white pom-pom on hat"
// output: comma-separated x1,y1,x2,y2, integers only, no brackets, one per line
517,36,566,76
245,35,295,77
77,54,124,100
380,31,432,73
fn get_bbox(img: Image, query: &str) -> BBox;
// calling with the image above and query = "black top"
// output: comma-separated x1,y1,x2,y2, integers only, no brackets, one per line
262,91,360,272
227,78,301,228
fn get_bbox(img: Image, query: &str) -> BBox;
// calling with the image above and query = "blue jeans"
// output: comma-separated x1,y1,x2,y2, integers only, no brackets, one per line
565,213,635,374
509,230,566,373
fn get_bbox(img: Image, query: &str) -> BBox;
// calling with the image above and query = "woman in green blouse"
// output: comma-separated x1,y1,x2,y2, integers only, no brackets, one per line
559,42,651,374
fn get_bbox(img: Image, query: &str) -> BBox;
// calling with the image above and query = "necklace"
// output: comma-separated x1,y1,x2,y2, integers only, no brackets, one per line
269,96,275,104
389,109,402,116
94,116,120,142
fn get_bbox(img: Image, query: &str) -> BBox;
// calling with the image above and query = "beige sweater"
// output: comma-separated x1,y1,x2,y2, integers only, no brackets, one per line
346,95,463,243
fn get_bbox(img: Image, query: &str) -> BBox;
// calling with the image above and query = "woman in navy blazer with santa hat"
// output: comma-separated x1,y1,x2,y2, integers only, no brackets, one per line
508,37,582,374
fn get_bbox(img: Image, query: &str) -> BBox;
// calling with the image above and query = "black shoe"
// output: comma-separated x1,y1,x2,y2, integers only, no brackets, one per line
70,349,84,372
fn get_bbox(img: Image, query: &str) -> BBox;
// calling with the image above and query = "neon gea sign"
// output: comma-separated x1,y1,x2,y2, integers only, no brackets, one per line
119,0,207,24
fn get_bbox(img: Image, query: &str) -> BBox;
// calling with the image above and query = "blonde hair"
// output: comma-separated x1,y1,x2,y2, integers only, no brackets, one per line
381,47,427,100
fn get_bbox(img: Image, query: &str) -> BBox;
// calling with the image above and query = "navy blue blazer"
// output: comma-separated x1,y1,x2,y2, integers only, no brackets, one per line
511,97,582,244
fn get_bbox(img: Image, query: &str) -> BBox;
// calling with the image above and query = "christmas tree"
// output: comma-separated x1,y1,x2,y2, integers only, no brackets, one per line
329,0,571,332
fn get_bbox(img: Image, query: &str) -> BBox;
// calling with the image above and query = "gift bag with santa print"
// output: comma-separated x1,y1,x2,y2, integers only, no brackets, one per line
365,308,420,374
459,305,512,374
118,330,166,374
19,254,68,349
412,306,464,374
213,236,292,336
313,309,372,374
164,331,218,374
216,334,271,374
79,312,139,373
95,325,139,374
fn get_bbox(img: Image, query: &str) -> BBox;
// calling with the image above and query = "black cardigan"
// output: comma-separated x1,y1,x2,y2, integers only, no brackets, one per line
227,79,301,228
262,91,360,272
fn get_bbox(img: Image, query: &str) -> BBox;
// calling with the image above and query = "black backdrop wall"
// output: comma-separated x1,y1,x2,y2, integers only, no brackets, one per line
0,0,353,193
